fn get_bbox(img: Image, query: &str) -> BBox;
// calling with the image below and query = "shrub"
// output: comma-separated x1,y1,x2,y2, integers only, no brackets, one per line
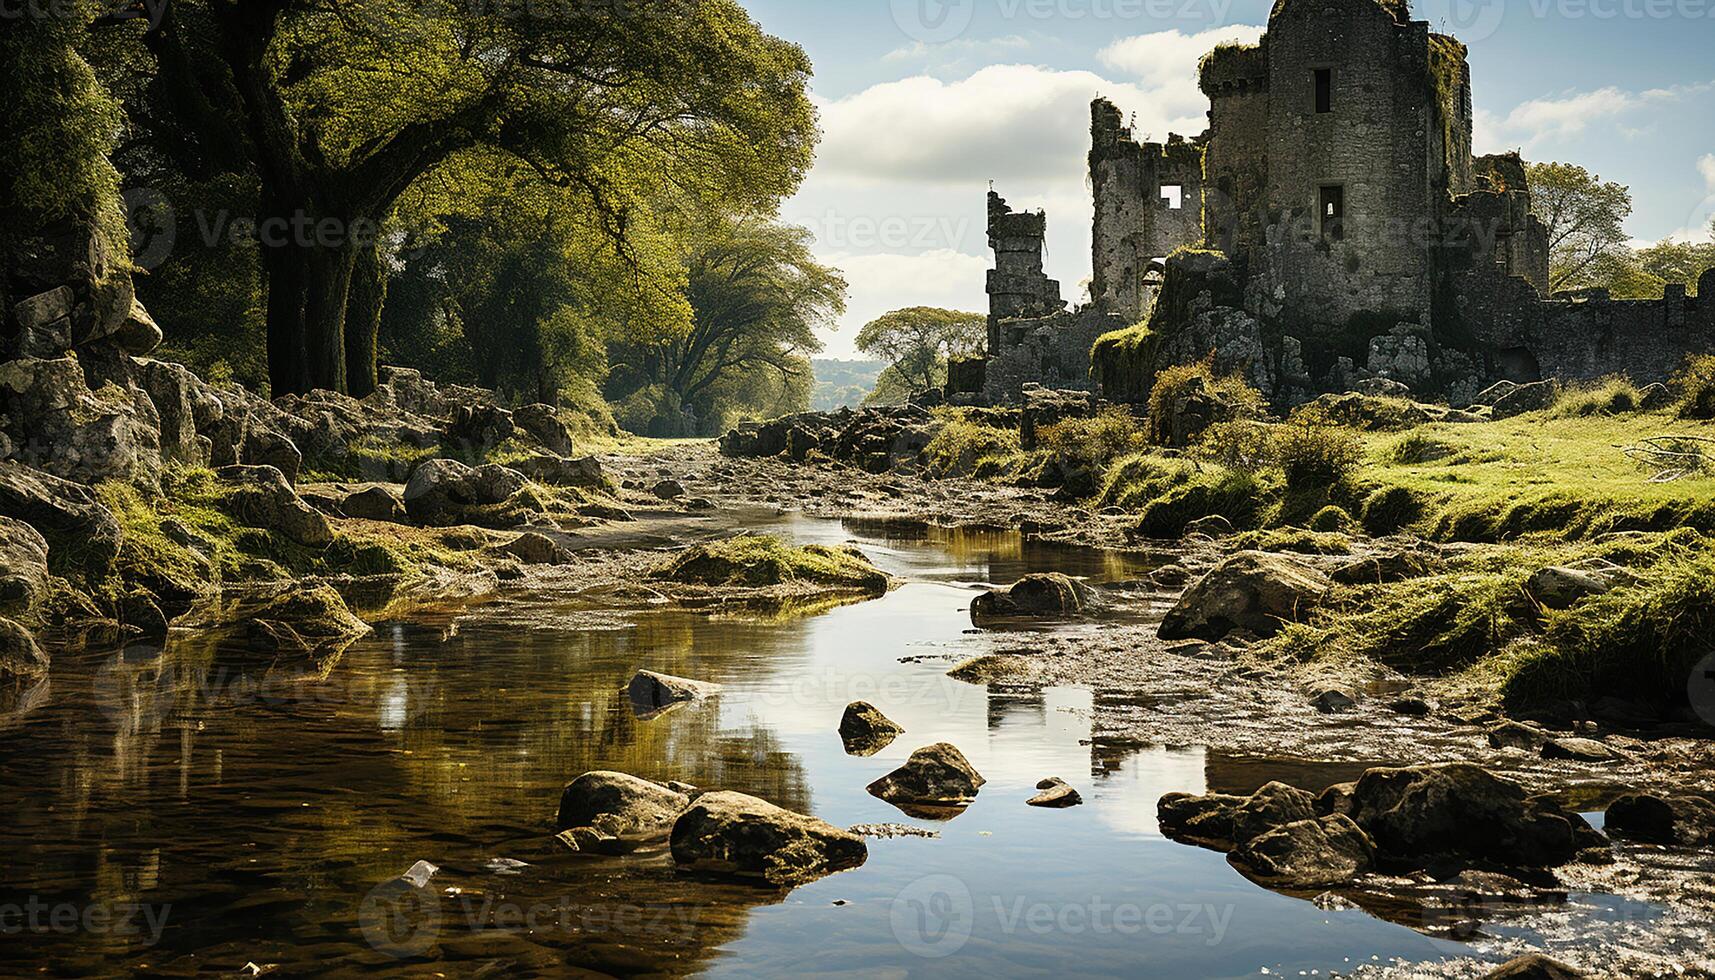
1097,453,1197,510
1548,376,1642,418
1134,467,1265,537
1309,505,1355,533
922,419,1021,478
1273,411,1364,491
1036,408,1148,470
1387,432,1457,465
1675,354,1715,419
1361,485,1424,536
1192,420,1276,473
1145,356,1263,446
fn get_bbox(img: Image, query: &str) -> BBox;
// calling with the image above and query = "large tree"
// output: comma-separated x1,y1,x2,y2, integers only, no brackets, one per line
111,0,816,395
1527,162,1634,293
606,212,845,435
855,306,985,404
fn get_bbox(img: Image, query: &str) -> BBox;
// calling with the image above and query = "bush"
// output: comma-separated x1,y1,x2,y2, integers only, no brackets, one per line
1548,376,1642,418
1386,432,1457,465
1273,411,1364,490
1192,420,1275,473
1037,408,1148,470
1145,356,1263,446
1505,549,1715,707
1134,467,1266,537
1310,505,1355,532
1361,485,1424,536
1675,354,1715,419
1097,453,1197,510
921,418,1021,478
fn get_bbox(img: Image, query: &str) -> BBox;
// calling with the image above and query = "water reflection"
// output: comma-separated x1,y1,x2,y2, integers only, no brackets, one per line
0,516,1477,977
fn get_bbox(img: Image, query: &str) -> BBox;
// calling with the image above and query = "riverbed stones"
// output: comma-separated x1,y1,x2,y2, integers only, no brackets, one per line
1027,777,1083,808
403,458,532,526
651,479,685,500
866,742,986,812
1541,737,1619,763
497,531,571,566
838,701,903,756
1603,794,1715,847
1487,721,1547,751
1229,815,1376,889
0,460,123,577
513,403,574,456
197,583,371,654
670,790,868,886
0,517,50,618
513,454,605,489
970,572,1094,620
339,484,407,523
0,617,49,683
555,771,692,846
216,465,334,547
1158,551,1332,642
627,669,718,718
1346,763,1597,869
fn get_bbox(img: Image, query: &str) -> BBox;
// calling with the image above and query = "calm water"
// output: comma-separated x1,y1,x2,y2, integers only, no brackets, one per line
2,516,1496,977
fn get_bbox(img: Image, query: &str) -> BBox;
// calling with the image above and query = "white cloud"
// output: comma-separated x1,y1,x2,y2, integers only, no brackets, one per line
883,35,1033,64
1700,153,1715,191
802,27,1269,353
1478,80,1715,153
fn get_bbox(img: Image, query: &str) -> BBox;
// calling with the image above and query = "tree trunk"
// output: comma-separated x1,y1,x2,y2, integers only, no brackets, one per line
257,202,357,395
345,237,387,398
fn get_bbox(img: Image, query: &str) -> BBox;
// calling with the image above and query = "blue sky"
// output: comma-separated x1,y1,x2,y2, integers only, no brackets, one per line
737,0,1715,357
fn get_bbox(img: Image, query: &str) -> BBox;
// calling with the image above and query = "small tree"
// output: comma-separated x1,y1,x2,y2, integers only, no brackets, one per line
1527,162,1635,292
856,307,985,404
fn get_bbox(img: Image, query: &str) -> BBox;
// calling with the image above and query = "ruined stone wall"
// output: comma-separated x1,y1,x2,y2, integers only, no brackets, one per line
1200,43,1271,256
985,191,1064,352
1089,99,1204,322
1261,0,1437,335
1448,263,1715,387
983,310,1124,404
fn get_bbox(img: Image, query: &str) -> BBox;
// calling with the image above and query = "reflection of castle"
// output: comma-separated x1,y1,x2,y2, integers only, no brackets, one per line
966,0,1714,407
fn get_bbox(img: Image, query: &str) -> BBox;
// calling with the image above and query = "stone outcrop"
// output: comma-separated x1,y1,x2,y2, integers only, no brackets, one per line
627,669,718,718
0,617,49,683
669,790,868,886
970,572,1095,621
0,516,51,619
1603,794,1715,847
1158,551,1331,641
838,700,903,756
866,742,986,812
217,465,334,548
0,460,123,578
556,771,691,842
1229,815,1376,889
0,356,162,487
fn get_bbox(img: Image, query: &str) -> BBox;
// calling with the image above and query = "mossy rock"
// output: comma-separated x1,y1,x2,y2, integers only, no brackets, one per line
1360,486,1423,536
655,536,889,596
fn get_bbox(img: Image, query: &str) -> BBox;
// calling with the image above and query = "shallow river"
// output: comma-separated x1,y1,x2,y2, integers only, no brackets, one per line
0,515,1634,977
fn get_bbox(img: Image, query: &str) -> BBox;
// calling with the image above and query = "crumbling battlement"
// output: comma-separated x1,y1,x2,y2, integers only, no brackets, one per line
964,0,1713,407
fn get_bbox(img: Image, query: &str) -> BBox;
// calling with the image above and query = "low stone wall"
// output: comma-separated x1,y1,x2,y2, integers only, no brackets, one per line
984,310,1124,404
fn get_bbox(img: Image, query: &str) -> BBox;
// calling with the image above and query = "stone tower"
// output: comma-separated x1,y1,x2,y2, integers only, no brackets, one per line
984,191,1064,352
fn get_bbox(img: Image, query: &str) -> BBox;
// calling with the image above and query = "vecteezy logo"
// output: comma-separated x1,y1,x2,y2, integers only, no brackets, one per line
890,0,975,44
358,875,443,959
891,874,974,959
123,186,175,272
1427,0,1506,42
1688,652,1715,728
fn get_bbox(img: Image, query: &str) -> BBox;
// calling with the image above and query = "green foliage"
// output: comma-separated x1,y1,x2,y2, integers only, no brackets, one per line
1636,236,1715,297
856,307,985,400
1505,548,1715,707
1527,161,1635,293
1133,467,1266,538
1546,376,1643,418
921,419,1022,478
1273,410,1365,491
812,359,885,411
1145,356,1264,445
1037,408,1148,471
655,535,888,594
1192,420,1276,473
1231,527,1352,555
1674,354,1715,419
1310,505,1355,533
1360,485,1425,536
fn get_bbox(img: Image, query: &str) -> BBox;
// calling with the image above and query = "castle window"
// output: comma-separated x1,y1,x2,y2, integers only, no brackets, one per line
1314,68,1333,113
1161,185,1183,210
1320,185,1345,241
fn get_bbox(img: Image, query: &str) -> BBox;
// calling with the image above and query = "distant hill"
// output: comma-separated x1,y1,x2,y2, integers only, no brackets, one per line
811,359,884,411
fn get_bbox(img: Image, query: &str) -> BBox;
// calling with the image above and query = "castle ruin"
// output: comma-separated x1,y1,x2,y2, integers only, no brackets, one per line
966,0,1714,406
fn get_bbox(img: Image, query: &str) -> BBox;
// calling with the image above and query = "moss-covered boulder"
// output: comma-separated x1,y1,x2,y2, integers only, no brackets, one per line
970,572,1094,621
655,536,888,596
0,617,49,684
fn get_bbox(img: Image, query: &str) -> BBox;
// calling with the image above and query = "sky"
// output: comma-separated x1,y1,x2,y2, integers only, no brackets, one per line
736,0,1715,359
